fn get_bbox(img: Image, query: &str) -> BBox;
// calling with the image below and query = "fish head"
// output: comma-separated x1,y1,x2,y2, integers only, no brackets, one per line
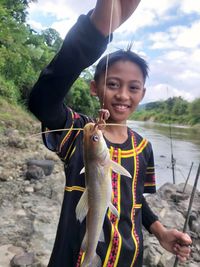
83,122,108,160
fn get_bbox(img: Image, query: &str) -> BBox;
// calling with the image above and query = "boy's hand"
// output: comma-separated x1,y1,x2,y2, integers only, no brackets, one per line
90,0,141,36
150,221,192,262
159,229,191,262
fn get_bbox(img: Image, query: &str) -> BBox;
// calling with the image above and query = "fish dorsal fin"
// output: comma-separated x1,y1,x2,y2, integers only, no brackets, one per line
110,160,132,178
109,202,119,218
75,188,88,223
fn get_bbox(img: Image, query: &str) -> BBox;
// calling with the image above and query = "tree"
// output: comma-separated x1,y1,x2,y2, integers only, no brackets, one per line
1,0,37,23
172,97,188,116
0,0,61,104
41,28,62,51
189,98,200,124
65,77,100,117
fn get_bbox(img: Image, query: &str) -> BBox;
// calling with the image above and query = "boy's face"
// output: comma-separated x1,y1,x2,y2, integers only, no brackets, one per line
90,60,146,124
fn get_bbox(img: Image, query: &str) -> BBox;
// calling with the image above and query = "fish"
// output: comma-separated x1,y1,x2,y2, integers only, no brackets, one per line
76,122,132,267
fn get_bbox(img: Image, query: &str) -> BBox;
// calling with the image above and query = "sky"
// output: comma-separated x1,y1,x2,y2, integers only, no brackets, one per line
27,0,200,104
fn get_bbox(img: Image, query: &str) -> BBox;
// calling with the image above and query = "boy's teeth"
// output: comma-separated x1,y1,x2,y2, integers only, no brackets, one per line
115,105,128,110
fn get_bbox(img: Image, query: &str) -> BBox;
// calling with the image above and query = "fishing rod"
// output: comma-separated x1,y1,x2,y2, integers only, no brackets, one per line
173,162,200,267
169,119,176,184
183,162,194,193
166,91,176,184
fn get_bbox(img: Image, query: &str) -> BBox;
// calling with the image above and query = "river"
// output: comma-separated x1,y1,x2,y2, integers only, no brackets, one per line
128,120,200,189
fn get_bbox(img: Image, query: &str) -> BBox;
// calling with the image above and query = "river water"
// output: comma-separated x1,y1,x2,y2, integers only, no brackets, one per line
128,121,200,189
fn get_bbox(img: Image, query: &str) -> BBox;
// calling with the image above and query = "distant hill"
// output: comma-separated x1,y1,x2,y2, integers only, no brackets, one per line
130,97,200,126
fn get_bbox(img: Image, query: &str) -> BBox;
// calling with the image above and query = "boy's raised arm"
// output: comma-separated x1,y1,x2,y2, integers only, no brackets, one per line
90,0,141,36
28,0,141,129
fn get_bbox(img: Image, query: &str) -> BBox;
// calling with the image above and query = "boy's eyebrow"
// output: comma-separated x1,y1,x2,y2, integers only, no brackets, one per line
106,76,143,85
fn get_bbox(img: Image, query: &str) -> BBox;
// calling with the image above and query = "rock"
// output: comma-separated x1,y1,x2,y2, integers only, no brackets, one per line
0,172,9,181
24,186,34,193
192,252,200,262
0,245,24,267
143,183,200,267
10,252,35,267
26,166,44,180
8,137,27,149
26,160,55,176
1,117,199,267
33,183,43,192
188,263,200,267
171,192,189,203
16,209,27,216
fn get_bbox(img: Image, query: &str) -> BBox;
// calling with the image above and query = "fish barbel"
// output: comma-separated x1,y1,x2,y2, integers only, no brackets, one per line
76,122,132,267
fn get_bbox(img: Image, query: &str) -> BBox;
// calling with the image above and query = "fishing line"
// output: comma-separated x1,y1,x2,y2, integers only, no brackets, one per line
102,0,115,110
27,123,127,139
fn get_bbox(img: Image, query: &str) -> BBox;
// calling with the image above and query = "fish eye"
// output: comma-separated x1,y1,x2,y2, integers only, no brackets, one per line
91,135,99,142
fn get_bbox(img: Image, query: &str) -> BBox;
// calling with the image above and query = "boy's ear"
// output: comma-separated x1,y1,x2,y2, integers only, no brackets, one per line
90,80,98,96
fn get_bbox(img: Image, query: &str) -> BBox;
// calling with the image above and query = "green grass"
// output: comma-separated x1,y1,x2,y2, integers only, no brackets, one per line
0,97,38,134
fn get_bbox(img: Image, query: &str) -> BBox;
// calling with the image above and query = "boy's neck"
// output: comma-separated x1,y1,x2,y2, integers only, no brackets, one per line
103,124,128,144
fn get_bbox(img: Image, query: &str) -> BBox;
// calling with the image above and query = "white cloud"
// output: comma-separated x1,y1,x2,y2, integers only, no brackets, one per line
144,83,195,103
180,0,200,14
27,20,45,32
51,19,77,39
27,0,200,102
173,20,200,48
149,32,173,49
149,19,200,50
28,0,77,19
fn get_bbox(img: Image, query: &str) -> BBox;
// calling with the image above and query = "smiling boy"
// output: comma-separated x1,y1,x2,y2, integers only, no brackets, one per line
28,1,191,266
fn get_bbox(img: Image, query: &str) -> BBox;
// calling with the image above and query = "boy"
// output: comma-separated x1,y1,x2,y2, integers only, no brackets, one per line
29,0,191,266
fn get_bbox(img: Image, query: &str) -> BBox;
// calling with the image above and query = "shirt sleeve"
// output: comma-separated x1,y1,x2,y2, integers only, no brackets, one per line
28,12,111,130
144,142,156,194
41,108,91,161
142,196,158,232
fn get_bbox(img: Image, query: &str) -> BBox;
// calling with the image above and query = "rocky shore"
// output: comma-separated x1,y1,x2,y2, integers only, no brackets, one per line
0,127,199,267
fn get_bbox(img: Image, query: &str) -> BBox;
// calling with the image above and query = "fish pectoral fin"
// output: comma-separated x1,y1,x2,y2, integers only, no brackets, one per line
80,167,85,174
109,203,119,218
99,229,105,242
75,188,88,223
110,160,132,178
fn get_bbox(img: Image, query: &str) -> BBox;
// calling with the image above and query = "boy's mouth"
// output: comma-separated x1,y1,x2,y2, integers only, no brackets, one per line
112,104,130,111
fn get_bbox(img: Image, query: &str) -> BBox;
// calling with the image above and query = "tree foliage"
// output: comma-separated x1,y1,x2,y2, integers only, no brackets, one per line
0,0,61,104
65,77,100,117
0,1,199,124
131,97,200,125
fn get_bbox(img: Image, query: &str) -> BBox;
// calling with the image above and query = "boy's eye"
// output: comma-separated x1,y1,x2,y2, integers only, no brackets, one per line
130,85,141,91
107,80,120,89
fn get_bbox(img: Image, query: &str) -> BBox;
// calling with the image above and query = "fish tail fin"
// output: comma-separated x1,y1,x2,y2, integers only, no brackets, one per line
93,253,101,267
81,253,101,267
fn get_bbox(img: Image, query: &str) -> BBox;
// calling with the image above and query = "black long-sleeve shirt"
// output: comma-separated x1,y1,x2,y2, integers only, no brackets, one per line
29,12,158,267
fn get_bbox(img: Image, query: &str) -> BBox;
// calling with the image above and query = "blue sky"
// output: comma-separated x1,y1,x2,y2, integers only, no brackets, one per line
27,0,200,103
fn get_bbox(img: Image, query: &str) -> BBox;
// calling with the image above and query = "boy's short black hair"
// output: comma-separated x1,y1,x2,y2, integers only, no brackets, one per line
94,50,149,83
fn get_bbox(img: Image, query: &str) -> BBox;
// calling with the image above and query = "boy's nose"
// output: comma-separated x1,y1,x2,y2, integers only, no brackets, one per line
115,87,129,100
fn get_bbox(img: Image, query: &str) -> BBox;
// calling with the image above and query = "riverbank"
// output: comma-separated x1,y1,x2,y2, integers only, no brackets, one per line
129,97,200,127
0,99,199,266
0,125,200,266
129,117,200,132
